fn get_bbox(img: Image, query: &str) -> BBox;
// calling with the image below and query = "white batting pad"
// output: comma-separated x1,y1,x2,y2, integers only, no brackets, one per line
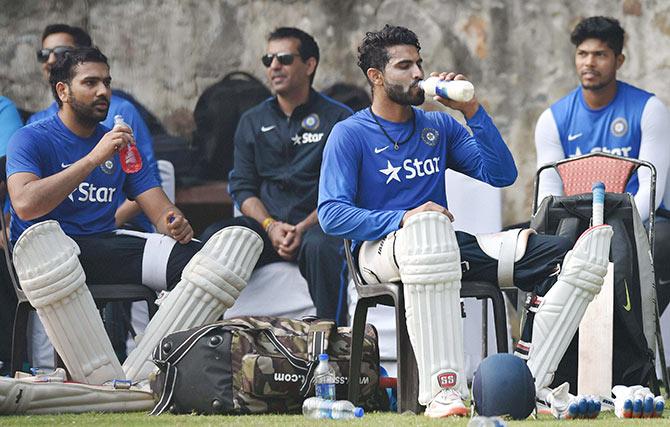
122,226,262,382
13,221,124,385
0,374,153,414
527,225,613,392
394,212,467,404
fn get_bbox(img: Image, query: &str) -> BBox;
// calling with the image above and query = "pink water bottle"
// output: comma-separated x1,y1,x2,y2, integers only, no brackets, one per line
114,115,142,173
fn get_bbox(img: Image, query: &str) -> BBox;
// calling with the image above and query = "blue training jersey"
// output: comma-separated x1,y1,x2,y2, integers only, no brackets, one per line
28,95,160,231
7,114,159,241
550,81,653,198
318,106,517,243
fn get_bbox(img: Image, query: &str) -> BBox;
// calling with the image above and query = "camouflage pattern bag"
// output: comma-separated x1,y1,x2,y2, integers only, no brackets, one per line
149,316,386,415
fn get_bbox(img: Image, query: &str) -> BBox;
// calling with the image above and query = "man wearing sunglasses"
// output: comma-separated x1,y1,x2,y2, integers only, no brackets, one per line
202,27,352,324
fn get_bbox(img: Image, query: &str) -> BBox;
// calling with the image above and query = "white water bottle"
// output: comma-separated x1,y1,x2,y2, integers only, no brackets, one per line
302,397,364,419
313,353,336,400
419,76,475,102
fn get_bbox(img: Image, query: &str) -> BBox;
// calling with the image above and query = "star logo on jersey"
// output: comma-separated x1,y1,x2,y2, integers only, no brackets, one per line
379,160,401,184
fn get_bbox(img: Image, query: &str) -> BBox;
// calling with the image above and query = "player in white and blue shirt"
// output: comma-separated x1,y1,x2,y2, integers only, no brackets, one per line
535,82,670,220
534,16,670,318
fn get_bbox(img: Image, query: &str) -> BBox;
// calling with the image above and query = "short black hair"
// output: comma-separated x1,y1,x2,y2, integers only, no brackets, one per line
570,16,625,55
357,25,421,85
49,47,108,107
268,27,319,83
42,24,92,47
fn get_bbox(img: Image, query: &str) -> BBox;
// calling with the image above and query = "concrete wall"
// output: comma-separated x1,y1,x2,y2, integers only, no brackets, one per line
1,0,668,225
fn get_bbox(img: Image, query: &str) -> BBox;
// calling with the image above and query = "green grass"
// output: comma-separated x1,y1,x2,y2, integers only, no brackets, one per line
2,411,670,426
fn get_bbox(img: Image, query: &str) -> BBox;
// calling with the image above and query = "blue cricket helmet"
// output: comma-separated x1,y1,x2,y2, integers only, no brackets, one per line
472,353,536,419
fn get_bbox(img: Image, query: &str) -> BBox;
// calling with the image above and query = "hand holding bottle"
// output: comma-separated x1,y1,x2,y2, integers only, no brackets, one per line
421,72,479,119
113,115,143,173
88,124,134,167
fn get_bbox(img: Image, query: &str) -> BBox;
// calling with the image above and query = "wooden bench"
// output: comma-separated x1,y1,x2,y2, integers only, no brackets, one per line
175,181,233,235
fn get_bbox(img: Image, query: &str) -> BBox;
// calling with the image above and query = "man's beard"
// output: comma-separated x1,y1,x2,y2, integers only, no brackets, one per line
68,93,109,127
580,71,615,92
385,80,424,105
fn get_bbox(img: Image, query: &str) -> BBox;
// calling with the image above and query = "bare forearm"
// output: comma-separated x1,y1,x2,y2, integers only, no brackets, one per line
9,157,97,220
297,210,318,232
240,197,272,225
115,199,143,227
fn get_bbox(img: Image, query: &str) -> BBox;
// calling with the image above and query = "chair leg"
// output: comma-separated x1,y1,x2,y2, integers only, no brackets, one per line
481,300,489,358
11,303,30,375
395,294,421,413
653,300,670,397
347,299,370,406
489,290,509,354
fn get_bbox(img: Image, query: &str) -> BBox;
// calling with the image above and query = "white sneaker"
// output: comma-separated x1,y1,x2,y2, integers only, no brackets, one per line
424,388,468,418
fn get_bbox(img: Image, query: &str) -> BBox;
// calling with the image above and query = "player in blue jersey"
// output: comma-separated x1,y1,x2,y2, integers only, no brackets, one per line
534,16,670,313
29,23,161,233
5,47,262,386
319,25,612,419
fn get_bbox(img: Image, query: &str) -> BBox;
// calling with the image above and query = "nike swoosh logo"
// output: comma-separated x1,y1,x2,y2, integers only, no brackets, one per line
61,162,72,168
623,279,632,312
567,133,583,141
659,278,670,286
374,146,389,154
261,125,276,132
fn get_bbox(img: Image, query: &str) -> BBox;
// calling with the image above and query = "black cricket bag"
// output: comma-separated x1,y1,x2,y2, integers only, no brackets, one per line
530,192,657,392
192,72,271,180
149,316,387,415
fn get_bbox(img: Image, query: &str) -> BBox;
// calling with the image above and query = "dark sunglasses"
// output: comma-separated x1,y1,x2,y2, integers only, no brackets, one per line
261,52,298,67
36,46,74,63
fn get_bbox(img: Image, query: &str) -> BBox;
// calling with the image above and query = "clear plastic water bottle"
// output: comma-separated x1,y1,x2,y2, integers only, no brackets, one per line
314,353,336,400
302,397,364,419
113,115,142,173
467,416,507,427
419,76,475,102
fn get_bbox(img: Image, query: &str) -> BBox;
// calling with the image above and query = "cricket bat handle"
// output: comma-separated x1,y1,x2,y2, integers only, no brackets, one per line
592,181,605,226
